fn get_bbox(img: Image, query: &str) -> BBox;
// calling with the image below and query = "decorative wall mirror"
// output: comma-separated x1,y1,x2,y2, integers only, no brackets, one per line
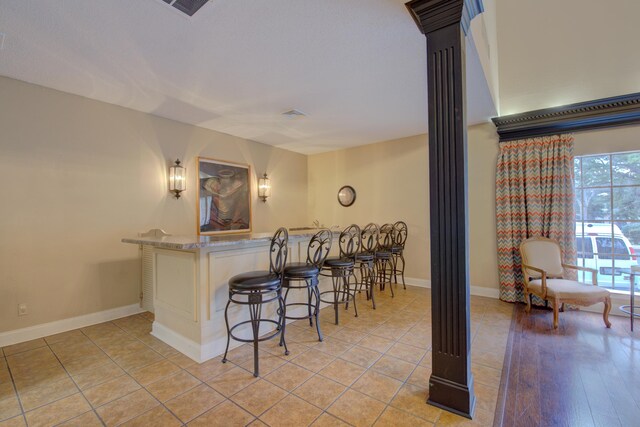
337,185,356,207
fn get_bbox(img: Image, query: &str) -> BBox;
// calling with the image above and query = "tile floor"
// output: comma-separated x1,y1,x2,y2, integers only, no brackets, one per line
0,285,513,426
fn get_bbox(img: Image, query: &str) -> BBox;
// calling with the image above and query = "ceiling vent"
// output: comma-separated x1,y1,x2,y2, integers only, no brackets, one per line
282,109,307,118
162,0,209,17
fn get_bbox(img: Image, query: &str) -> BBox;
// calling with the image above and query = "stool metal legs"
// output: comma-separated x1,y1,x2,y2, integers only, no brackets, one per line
279,279,323,344
392,252,406,290
320,267,358,325
356,261,376,309
376,259,395,298
222,288,288,377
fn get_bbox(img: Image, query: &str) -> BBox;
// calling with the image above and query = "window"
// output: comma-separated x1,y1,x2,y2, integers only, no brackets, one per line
575,237,593,259
574,152,640,290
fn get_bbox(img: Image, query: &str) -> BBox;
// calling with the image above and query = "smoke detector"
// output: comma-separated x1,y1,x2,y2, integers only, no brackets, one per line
161,0,209,17
282,109,307,118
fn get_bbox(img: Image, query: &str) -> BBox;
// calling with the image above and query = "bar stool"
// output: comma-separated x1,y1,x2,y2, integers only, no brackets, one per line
320,224,361,325
355,223,379,309
222,228,289,377
279,229,332,344
375,223,395,298
391,221,408,290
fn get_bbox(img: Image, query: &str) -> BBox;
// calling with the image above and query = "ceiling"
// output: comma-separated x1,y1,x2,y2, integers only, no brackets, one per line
0,0,496,154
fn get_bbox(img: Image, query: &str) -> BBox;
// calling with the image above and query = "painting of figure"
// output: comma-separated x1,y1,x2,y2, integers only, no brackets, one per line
197,157,251,234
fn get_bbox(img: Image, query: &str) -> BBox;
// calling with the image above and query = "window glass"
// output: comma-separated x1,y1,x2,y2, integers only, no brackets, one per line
576,237,594,259
612,152,640,185
613,187,640,220
575,151,639,291
596,237,613,259
583,189,611,220
613,238,630,258
618,222,640,252
581,155,610,187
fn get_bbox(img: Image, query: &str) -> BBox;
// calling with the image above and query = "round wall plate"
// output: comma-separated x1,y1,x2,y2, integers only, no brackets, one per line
337,185,356,207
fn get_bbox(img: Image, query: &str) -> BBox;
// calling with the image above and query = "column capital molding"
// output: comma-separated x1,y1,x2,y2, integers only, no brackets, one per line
405,0,464,34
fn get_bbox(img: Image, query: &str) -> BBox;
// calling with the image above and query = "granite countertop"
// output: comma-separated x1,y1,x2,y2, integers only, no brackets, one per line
122,229,338,250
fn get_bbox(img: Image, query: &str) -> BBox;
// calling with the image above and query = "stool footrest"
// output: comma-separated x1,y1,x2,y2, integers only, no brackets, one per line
227,319,282,344
319,290,356,305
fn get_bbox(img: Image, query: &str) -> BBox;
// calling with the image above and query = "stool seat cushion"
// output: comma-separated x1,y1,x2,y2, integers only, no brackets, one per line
284,262,320,278
355,253,375,262
229,271,281,291
324,257,355,268
391,245,403,254
375,251,392,260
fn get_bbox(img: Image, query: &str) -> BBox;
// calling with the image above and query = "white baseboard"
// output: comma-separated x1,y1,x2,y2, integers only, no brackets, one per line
404,277,431,288
0,304,144,348
405,278,635,318
405,278,500,299
154,305,312,364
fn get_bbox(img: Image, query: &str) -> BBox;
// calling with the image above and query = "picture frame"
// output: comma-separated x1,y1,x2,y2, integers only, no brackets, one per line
196,157,252,235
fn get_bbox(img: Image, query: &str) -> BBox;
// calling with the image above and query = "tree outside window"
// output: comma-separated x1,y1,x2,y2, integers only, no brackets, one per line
575,152,640,291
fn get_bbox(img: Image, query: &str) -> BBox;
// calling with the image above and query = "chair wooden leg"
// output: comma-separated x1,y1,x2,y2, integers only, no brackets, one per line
525,291,531,313
560,303,565,312
603,296,612,328
553,298,560,329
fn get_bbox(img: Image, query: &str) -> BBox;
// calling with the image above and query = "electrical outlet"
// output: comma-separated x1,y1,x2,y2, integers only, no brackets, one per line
18,303,27,316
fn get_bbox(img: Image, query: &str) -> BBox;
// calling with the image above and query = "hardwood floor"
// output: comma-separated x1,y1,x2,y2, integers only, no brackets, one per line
496,303,640,427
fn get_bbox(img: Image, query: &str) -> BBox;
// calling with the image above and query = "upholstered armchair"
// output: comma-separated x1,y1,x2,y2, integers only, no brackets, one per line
519,236,612,329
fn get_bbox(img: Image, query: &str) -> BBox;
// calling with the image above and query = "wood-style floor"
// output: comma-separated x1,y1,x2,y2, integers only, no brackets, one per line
496,303,640,427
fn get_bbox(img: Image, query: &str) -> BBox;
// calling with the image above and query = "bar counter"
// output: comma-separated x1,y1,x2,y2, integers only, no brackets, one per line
122,229,334,250
122,229,339,363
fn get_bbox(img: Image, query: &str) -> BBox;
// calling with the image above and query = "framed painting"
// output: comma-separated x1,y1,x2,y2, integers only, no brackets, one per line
197,157,252,235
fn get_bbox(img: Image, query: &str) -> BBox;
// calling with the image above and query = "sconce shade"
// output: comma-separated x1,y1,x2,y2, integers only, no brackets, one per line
169,159,186,199
258,173,271,202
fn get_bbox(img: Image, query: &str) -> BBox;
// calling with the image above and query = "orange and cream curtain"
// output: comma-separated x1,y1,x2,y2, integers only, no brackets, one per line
496,134,576,303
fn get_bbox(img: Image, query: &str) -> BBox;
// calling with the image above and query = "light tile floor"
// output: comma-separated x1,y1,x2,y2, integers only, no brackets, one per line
0,285,513,426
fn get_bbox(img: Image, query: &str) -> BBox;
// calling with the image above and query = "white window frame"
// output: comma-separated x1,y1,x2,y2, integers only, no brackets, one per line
575,151,640,291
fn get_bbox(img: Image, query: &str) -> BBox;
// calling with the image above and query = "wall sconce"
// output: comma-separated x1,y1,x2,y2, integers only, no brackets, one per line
258,173,271,202
169,159,186,199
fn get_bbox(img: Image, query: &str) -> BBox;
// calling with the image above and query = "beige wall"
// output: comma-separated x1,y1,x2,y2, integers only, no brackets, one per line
497,0,640,115
0,76,308,333
573,125,640,157
307,122,502,289
467,123,500,289
307,134,430,281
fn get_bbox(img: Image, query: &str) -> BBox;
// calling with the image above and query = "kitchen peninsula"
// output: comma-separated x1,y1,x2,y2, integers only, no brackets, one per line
122,230,338,363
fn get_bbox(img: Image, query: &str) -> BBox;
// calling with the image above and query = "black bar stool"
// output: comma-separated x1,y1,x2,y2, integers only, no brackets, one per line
279,229,333,344
222,228,288,377
355,223,379,309
375,223,395,298
320,224,361,325
391,221,408,290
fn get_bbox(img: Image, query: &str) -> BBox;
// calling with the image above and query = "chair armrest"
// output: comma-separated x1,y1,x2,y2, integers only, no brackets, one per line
562,264,598,286
522,264,548,297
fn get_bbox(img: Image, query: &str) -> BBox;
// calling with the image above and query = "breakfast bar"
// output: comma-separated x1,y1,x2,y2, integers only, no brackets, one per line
122,230,339,363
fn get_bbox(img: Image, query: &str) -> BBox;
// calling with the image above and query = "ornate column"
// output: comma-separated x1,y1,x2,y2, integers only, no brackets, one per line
405,0,475,418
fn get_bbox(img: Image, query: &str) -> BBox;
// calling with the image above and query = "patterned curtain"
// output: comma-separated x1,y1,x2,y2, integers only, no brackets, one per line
496,134,577,303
